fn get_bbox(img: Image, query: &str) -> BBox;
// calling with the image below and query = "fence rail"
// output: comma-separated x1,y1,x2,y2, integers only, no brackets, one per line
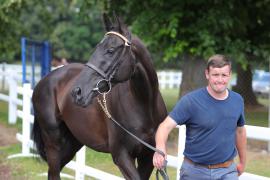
157,71,182,89
0,70,270,180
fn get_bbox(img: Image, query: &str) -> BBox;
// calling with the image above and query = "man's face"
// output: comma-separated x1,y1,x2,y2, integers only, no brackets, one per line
205,65,231,94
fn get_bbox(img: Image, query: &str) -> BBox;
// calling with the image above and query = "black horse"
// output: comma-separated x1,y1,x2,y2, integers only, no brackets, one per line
32,14,167,180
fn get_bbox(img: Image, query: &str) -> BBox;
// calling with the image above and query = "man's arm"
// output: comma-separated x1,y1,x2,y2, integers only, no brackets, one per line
236,126,247,176
153,116,177,169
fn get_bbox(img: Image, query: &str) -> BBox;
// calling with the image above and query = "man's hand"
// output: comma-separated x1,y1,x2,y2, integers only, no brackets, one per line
153,116,176,170
153,151,167,170
237,162,245,176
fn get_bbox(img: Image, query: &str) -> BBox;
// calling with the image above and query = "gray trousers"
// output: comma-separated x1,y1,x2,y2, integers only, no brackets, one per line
180,160,238,180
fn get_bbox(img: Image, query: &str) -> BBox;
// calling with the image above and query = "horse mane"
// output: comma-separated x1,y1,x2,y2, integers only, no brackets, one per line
130,37,159,106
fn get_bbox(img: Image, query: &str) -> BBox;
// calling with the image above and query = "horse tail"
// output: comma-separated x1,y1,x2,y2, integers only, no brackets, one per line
32,117,47,161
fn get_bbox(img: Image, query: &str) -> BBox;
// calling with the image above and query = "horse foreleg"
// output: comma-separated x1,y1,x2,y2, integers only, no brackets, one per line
112,150,140,180
137,149,155,180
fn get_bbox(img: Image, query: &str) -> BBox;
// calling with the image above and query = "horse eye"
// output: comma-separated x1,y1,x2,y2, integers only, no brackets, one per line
107,48,115,54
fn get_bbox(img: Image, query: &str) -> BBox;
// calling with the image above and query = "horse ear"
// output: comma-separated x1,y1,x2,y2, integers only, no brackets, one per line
126,30,132,42
103,13,113,32
113,12,123,33
117,16,132,42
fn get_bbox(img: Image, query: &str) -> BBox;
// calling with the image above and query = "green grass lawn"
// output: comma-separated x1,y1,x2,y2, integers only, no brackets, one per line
0,88,269,179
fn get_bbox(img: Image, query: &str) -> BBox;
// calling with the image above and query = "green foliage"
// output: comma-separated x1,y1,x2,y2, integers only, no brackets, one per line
1,0,270,67
108,0,270,68
0,0,104,63
0,0,25,62
19,0,104,62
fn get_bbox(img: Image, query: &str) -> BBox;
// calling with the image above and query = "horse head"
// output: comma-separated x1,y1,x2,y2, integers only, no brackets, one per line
71,14,136,107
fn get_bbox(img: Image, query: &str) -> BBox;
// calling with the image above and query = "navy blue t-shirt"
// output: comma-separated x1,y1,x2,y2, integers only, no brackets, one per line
169,87,245,165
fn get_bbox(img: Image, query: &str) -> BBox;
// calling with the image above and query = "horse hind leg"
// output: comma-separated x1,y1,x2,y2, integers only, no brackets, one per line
33,113,82,180
33,121,62,179
40,124,82,180
58,122,83,169
44,122,83,180
39,122,62,180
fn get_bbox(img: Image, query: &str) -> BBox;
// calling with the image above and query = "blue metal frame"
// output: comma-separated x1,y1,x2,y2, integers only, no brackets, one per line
21,37,51,87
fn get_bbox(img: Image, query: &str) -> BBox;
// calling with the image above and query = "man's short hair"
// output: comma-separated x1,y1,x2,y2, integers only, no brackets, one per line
206,54,232,71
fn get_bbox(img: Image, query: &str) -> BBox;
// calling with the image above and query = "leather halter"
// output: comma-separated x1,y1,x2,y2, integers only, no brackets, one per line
85,31,131,81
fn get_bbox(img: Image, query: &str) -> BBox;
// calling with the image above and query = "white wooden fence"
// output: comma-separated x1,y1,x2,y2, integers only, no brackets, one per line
0,70,270,180
157,71,182,89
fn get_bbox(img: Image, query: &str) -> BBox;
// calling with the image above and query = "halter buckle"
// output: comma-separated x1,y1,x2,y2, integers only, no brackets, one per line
93,79,111,94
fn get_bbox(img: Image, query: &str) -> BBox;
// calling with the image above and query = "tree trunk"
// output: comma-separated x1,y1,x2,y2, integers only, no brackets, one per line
232,63,260,107
179,55,207,98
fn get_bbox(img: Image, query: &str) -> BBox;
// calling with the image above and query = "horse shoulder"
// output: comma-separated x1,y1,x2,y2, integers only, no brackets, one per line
54,64,84,113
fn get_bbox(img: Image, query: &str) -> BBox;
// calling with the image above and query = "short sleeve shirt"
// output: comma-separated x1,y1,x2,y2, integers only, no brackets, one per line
169,87,245,164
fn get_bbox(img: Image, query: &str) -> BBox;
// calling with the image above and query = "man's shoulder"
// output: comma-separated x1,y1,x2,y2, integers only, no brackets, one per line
184,87,206,98
178,88,206,105
229,89,244,101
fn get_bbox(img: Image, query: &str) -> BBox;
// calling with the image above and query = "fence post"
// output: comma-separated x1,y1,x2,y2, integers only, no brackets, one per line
176,126,186,180
75,146,86,180
8,74,17,124
22,83,31,155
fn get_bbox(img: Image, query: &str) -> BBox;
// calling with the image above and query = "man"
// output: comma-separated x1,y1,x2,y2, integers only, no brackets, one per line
51,56,68,70
153,54,246,180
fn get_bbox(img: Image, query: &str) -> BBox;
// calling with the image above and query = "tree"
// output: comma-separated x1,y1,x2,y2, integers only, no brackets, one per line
1,0,269,106
0,0,25,63
106,0,270,105
19,0,104,62
0,0,105,63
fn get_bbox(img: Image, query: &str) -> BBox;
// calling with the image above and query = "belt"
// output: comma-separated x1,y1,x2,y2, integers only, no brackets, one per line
184,157,233,169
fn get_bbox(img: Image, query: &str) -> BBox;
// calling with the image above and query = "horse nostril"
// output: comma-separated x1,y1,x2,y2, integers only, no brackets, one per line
72,87,82,98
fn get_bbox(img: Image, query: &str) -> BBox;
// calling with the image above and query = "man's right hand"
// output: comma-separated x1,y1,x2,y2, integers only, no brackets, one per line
153,151,167,169
153,116,176,169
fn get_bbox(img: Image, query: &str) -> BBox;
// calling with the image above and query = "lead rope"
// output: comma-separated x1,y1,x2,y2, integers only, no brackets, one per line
97,93,169,180
97,93,112,118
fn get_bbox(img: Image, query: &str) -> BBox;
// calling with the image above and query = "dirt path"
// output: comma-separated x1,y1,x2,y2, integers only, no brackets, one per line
0,123,18,180
0,123,18,146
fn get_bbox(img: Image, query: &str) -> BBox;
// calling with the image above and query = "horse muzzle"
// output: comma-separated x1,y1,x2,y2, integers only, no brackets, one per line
71,79,112,107
71,87,95,107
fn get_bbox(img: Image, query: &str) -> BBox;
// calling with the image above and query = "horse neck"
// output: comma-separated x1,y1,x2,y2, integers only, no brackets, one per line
129,62,159,110
130,37,159,106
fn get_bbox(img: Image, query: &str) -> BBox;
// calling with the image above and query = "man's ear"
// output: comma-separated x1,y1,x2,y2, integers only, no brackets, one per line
205,69,209,80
